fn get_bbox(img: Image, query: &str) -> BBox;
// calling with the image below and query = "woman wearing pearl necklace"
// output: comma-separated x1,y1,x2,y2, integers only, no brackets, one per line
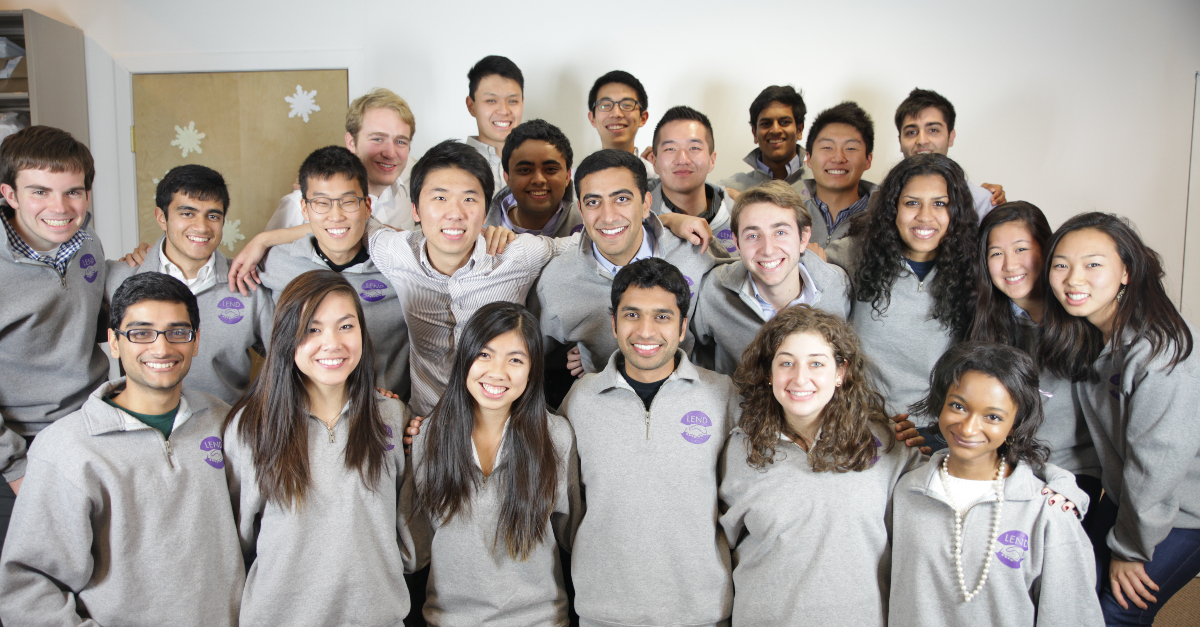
888,342,1103,627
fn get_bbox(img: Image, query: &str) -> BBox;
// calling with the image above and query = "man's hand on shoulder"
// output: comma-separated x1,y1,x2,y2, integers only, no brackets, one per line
484,225,516,255
659,213,712,250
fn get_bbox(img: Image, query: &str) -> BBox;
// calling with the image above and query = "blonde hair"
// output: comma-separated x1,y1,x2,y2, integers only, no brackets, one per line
346,88,416,140
729,180,812,237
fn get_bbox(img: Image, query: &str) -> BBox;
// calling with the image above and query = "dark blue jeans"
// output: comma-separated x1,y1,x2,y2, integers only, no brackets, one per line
1088,495,1200,626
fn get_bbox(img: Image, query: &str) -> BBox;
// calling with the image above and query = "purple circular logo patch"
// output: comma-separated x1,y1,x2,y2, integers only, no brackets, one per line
384,425,395,450
684,275,695,299
200,436,224,469
360,279,388,303
217,296,244,324
868,436,882,467
716,229,737,253
680,410,712,444
79,253,97,282
995,530,1029,569
571,224,584,235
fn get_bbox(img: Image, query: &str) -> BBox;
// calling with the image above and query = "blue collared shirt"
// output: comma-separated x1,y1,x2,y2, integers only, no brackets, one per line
812,189,871,235
1,210,91,277
755,151,803,177
592,221,656,277
748,259,818,320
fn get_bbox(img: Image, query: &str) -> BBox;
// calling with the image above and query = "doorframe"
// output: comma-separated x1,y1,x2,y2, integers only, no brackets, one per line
1183,71,1200,322
97,49,360,256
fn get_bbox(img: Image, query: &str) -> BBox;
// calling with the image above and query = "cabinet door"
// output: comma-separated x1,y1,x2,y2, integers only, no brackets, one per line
132,69,348,254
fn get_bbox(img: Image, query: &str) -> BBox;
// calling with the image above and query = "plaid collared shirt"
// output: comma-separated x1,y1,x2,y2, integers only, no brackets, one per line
1,210,91,277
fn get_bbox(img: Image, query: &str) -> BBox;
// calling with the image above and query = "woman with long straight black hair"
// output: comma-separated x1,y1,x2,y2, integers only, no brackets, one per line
1040,212,1200,625
223,270,418,626
827,152,979,440
412,301,578,626
969,202,1101,510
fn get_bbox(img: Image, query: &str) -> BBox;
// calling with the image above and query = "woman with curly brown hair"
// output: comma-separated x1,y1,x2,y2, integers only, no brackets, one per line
719,305,923,626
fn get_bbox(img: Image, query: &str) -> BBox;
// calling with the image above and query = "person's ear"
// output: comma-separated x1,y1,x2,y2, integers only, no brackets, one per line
588,111,597,128
640,191,654,221
465,95,476,117
345,131,357,152
108,328,120,359
190,330,200,357
0,182,17,208
798,225,812,251
638,110,649,126
947,129,956,150
864,153,873,171
155,207,168,232
678,316,689,341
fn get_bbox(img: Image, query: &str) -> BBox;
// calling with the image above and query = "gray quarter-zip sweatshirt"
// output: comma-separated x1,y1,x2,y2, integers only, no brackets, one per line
259,235,411,398
828,238,955,423
1015,318,1100,479
718,146,807,194
0,379,244,626
801,179,878,248
690,257,852,376
107,238,274,405
529,214,716,375
649,182,737,258
1075,325,1200,562
412,412,581,627
888,451,1103,627
486,183,583,238
560,350,740,627
720,423,923,626
225,394,420,627
0,214,109,481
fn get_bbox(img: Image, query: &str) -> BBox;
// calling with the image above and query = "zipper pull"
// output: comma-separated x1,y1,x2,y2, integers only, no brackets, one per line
164,438,174,468
327,424,335,444
645,410,651,440
918,280,924,292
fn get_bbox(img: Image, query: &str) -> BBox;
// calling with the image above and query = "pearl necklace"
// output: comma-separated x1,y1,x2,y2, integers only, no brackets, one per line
939,455,1006,603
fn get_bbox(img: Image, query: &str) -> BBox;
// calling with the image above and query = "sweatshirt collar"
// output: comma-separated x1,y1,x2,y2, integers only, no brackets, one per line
597,347,699,394
82,378,199,437
909,449,1046,504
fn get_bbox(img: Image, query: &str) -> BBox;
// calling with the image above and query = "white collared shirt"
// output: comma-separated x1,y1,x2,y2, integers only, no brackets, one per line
592,222,655,277
748,260,817,320
160,240,217,291
264,175,414,232
466,136,507,199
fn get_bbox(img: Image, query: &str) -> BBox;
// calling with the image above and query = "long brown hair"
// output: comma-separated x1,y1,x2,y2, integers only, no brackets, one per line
1039,212,1193,381
733,305,893,472
414,302,559,561
226,270,389,508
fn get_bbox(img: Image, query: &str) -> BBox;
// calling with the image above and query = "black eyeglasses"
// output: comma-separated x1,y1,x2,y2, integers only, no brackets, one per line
303,196,365,214
593,98,642,113
115,328,196,344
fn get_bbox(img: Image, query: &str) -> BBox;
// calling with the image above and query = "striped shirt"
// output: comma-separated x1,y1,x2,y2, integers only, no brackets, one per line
367,221,576,415
1,210,92,277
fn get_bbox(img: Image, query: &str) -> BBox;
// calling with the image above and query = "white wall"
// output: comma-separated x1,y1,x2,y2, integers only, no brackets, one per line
11,0,1200,304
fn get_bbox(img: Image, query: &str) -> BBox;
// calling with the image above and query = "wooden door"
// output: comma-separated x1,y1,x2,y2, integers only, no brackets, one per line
131,69,348,254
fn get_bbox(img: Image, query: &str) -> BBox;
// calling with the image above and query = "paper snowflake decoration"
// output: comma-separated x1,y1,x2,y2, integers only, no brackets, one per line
151,168,171,187
285,85,320,123
170,121,205,158
223,219,245,252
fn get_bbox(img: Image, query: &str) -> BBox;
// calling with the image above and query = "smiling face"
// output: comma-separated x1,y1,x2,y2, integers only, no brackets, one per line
612,284,686,382
938,370,1016,471
467,74,524,147
466,328,531,418
294,292,363,395
771,331,844,431
347,107,412,194
0,168,90,251
736,201,810,289
588,82,648,150
108,300,198,395
654,120,715,196
156,192,224,267
577,167,652,267
416,166,488,272
987,221,1042,306
895,174,950,263
806,123,872,194
898,107,956,159
301,173,369,266
754,101,800,167
505,139,571,217
1048,228,1128,335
